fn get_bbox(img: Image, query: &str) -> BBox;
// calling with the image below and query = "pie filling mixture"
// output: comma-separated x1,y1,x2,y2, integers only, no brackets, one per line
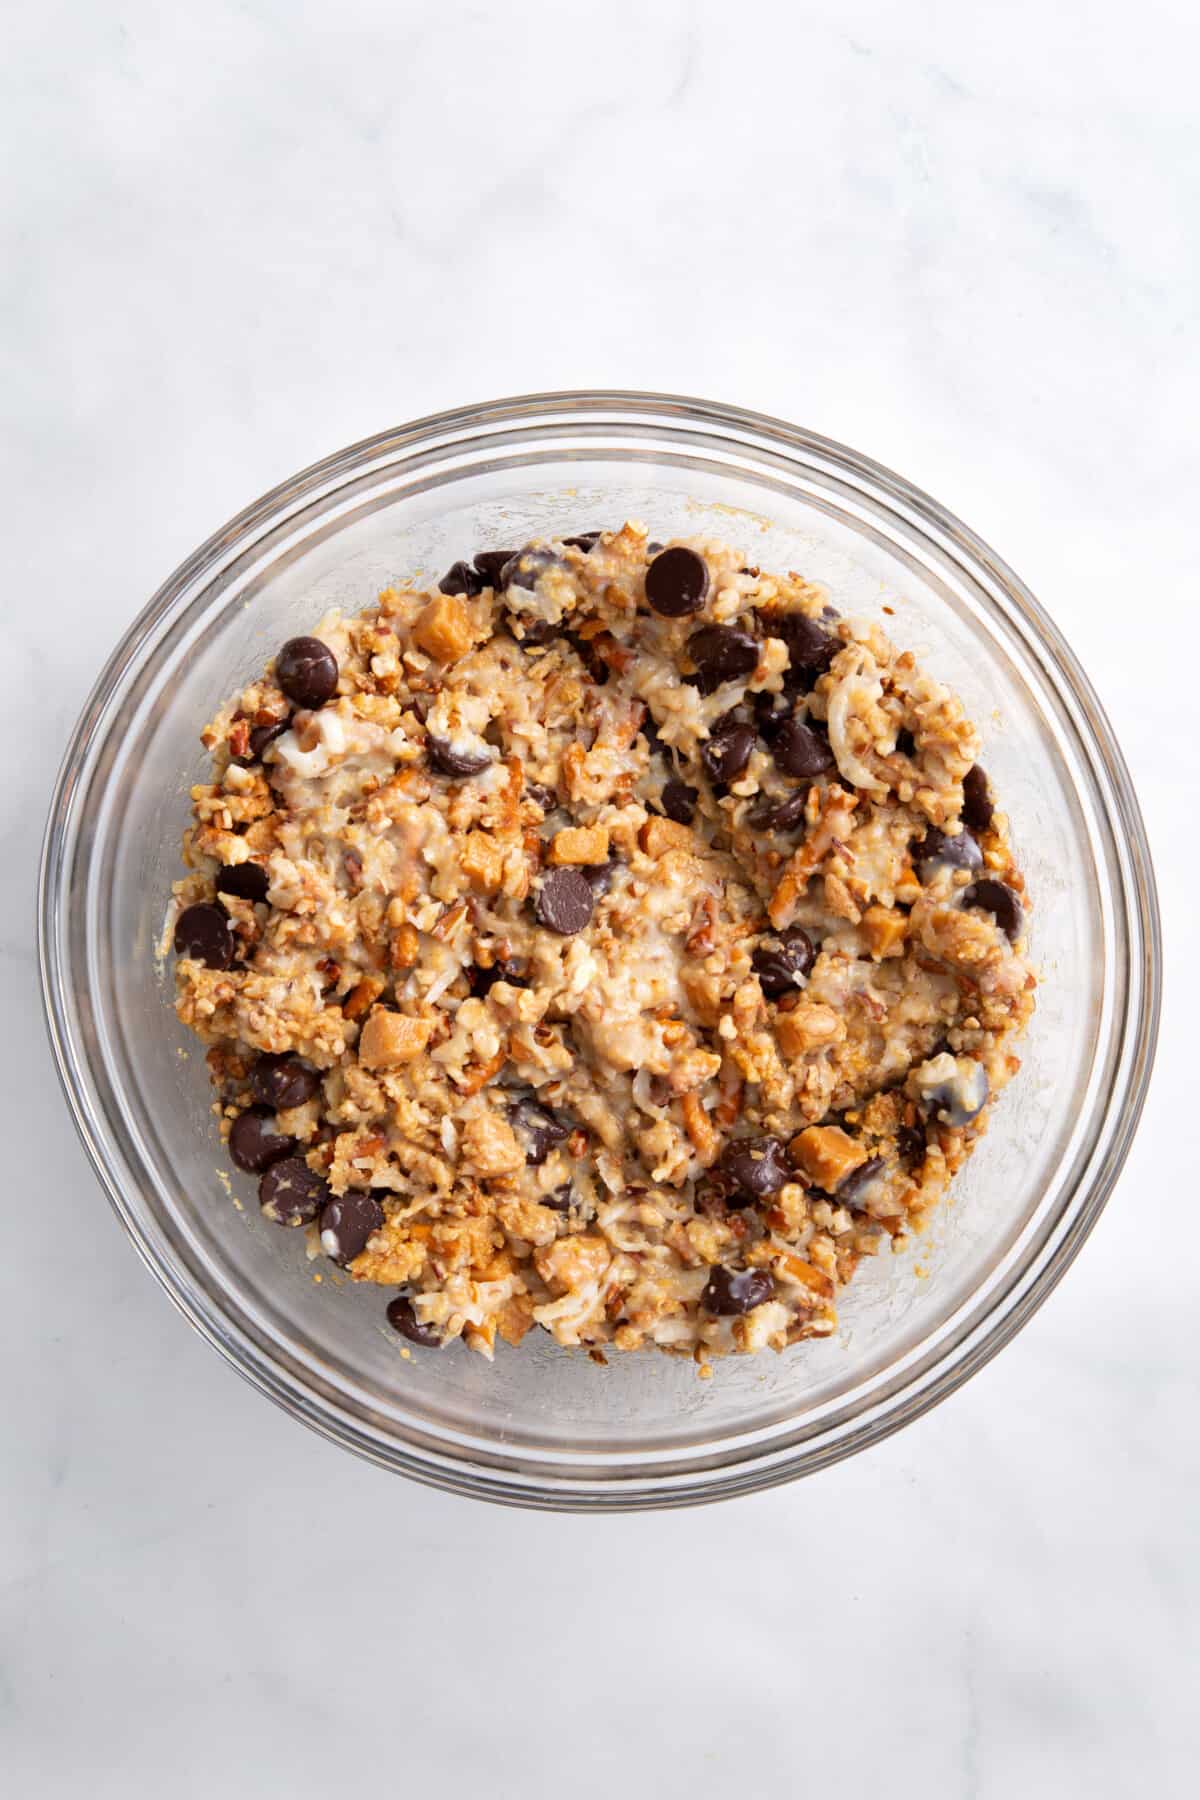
170,524,1036,1369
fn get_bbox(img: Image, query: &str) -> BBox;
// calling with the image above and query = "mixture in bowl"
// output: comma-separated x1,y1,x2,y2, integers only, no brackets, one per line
169,524,1035,1369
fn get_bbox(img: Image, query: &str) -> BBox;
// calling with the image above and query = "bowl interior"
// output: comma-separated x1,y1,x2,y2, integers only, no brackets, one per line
47,407,1151,1504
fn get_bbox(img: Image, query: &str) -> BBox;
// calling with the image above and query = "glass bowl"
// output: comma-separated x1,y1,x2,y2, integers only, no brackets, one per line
38,392,1160,1510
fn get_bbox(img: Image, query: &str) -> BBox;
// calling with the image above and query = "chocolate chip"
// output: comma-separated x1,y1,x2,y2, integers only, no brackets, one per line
645,547,709,617
249,1054,319,1110
525,781,558,811
773,719,835,778
752,927,815,997
258,1156,329,1226
836,1155,886,1207
508,1097,571,1165
701,723,755,786
473,549,516,586
768,613,838,689
510,615,559,647
962,764,994,833
426,734,492,778
438,560,484,597
275,636,338,710
747,788,809,833
562,531,602,551
229,1106,295,1173
320,1192,384,1263
702,1266,776,1316
897,1121,927,1168
542,1184,574,1214
686,625,760,694
913,826,983,881
963,878,1023,940
247,718,290,761
566,629,608,681
918,1054,990,1127
534,868,595,935
582,853,623,898
386,1295,441,1346
895,728,917,758
753,692,793,741
501,546,562,592
719,1135,792,1200
660,778,698,824
468,958,527,996
216,862,269,903
174,902,235,969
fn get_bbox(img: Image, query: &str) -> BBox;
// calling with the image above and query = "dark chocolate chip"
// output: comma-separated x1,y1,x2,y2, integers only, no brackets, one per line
525,781,558,811
701,723,755,786
386,1295,441,1346
438,560,485,597
836,1155,886,1206
645,547,709,617
562,531,602,551
773,719,836,778
660,778,698,825
702,1266,776,1316
174,902,235,969
719,1135,792,1200
646,541,664,556
686,625,760,694
508,1097,572,1165
275,636,339,710
258,1156,329,1226
753,692,793,741
320,1192,384,1264
426,734,492,778
247,718,290,761
581,853,623,897
913,826,983,881
249,1054,320,1110
472,549,517,586
566,629,608,681
747,788,809,833
897,1121,927,1168
541,1184,574,1214
895,728,917,758
216,862,269,904
962,764,994,833
510,615,559,647
963,878,1023,941
751,927,815,997
534,868,595,936
768,613,838,688
920,1056,989,1127
229,1106,295,1173
468,958,527,996
501,546,563,592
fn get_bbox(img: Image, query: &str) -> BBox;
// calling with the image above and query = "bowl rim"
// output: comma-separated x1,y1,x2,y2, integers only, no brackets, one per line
38,388,1162,1509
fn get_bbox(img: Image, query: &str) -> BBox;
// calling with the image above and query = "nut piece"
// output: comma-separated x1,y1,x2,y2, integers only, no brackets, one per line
639,816,693,857
460,1109,525,1177
861,904,909,959
775,1002,846,1059
789,1125,868,1191
460,830,504,893
358,1008,433,1070
343,974,386,1019
412,593,476,663
548,823,610,866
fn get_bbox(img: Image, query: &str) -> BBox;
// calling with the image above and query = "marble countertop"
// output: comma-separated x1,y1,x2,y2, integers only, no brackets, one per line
3,2,1196,1794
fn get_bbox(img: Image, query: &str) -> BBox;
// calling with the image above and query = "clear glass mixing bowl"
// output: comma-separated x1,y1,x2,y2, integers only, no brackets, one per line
38,392,1160,1509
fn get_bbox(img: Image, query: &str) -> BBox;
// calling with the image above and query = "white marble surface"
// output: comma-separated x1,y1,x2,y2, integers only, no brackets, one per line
3,1,1197,1793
